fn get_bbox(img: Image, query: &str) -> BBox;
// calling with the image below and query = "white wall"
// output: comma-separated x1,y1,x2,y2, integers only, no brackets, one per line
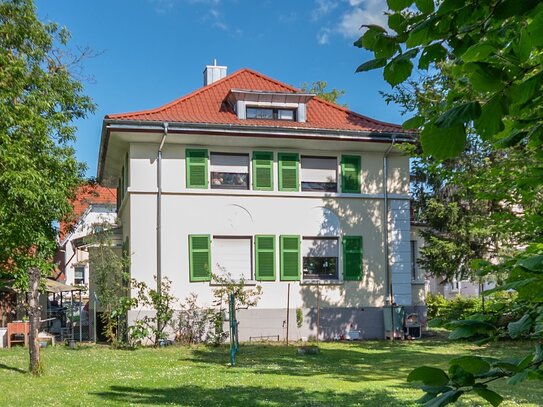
123,142,412,310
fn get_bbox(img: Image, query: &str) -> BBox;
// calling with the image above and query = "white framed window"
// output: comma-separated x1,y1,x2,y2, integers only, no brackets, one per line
301,156,337,192
210,153,249,190
302,237,339,280
74,265,85,285
246,107,296,121
212,236,252,281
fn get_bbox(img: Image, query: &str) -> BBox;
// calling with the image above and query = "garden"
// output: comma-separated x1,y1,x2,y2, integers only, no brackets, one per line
0,339,541,406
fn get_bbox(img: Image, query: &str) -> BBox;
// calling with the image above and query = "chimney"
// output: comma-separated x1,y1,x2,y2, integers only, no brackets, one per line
203,59,227,86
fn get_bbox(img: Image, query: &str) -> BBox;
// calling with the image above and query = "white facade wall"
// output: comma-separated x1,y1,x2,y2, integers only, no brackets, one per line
122,142,412,311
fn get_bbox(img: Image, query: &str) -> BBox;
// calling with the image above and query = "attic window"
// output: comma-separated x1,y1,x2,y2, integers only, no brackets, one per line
246,107,296,121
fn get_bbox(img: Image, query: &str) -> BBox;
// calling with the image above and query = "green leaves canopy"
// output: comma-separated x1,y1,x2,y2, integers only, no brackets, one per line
354,0,543,159
0,0,94,285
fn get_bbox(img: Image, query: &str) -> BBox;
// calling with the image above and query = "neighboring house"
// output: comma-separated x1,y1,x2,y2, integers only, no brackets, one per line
56,185,117,288
97,63,420,340
410,224,494,300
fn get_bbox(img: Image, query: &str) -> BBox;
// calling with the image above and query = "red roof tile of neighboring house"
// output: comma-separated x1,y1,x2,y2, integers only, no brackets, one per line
106,68,408,134
59,184,117,241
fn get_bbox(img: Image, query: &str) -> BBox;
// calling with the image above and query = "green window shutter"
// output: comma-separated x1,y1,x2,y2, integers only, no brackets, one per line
278,153,299,191
280,235,300,281
255,235,276,281
252,151,274,190
186,149,208,188
343,236,363,281
341,155,361,193
189,235,211,282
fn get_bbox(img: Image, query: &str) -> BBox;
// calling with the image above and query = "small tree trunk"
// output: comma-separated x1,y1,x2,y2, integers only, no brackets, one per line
28,267,42,375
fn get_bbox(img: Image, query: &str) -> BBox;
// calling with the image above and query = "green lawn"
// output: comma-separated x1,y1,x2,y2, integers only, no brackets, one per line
0,340,541,406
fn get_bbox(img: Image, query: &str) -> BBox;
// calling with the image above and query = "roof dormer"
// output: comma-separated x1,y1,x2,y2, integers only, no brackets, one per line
227,89,315,123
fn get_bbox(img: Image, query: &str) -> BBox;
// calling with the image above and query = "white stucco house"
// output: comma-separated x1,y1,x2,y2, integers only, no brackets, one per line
56,185,117,288
97,63,422,340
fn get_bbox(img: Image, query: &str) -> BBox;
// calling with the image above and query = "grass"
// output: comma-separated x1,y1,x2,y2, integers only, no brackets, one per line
0,340,541,406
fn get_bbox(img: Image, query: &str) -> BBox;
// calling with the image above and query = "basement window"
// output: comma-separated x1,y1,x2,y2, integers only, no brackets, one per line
301,156,337,192
302,237,338,280
210,153,249,190
246,107,296,121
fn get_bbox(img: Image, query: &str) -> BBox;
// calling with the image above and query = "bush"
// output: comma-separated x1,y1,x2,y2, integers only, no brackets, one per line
427,293,482,321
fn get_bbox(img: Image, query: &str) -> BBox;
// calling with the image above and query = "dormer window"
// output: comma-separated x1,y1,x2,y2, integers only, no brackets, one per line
228,89,314,123
246,107,296,121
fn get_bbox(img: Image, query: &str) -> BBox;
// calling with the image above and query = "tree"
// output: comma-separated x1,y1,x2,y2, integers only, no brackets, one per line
300,81,346,105
0,0,94,374
356,0,543,404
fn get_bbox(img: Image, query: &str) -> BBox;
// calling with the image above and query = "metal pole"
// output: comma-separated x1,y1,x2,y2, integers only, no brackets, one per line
79,290,82,342
316,282,320,343
93,293,97,343
286,283,290,346
70,290,74,339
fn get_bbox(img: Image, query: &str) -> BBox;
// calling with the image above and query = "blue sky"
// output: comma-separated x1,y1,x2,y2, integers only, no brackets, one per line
35,0,402,178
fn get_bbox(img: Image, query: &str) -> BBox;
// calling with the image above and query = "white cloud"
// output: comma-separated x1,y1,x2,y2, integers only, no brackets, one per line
338,0,388,38
311,0,339,21
317,29,331,45
314,0,388,44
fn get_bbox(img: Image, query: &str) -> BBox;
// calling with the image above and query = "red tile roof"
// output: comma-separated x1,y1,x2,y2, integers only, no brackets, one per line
107,68,408,134
59,184,117,241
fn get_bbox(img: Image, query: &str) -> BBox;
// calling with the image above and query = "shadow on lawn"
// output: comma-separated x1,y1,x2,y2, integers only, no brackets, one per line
179,342,460,383
94,384,410,407
0,362,26,374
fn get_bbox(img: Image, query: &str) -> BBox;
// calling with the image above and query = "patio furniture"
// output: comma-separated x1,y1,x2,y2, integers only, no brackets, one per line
7,321,30,349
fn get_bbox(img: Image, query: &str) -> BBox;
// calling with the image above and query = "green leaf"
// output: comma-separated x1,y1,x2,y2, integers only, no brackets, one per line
415,0,434,13
435,102,481,128
527,7,543,46
383,58,413,86
425,390,463,407
427,318,445,328
356,29,381,51
449,356,490,374
473,386,503,407
461,44,497,63
406,15,437,47
474,96,507,139
517,27,532,62
355,58,388,73
419,43,448,69
436,0,465,16
494,0,541,20
507,369,530,385
388,13,405,33
420,124,466,160
402,115,425,129
386,0,413,12
464,63,506,92
407,366,450,386
518,255,543,272
449,365,475,386
508,314,533,338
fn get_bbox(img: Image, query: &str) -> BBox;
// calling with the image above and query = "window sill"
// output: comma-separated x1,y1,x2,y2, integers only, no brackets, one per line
300,279,344,286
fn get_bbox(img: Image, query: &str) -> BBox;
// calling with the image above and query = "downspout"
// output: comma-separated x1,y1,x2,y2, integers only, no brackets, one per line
157,123,168,300
383,135,396,338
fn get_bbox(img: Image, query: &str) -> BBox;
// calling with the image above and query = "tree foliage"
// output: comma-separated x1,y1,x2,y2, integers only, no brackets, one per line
300,81,346,106
356,0,543,404
0,0,94,374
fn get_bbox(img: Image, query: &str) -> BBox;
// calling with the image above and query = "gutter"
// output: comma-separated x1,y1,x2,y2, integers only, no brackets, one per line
157,122,168,299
